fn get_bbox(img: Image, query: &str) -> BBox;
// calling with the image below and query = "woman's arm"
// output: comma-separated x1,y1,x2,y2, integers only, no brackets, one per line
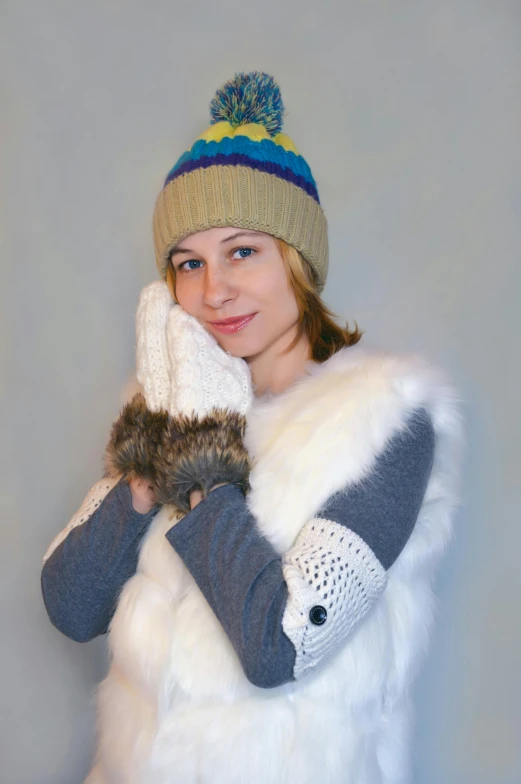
165,407,435,687
41,478,159,642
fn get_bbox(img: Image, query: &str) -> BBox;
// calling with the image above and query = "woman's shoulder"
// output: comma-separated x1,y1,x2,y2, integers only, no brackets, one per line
312,344,461,433
320,343,453,390
293,344,463,490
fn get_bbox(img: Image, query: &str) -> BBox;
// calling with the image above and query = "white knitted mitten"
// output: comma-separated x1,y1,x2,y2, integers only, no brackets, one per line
136,280,253,417
136,281,174,412
131,280,254,513
167,305,253,417
282,518,388,679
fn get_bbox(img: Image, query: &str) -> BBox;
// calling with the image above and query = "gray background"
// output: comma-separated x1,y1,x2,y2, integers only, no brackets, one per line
1,1,520,782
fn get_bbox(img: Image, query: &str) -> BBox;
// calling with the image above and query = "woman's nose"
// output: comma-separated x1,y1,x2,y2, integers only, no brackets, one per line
202,268,235,308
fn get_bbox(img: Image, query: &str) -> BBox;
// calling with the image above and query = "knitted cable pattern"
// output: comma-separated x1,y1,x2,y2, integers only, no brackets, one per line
136,281,174,412
135,281,253,418
282,518,388,680
42,477,119,564
166,305,253,417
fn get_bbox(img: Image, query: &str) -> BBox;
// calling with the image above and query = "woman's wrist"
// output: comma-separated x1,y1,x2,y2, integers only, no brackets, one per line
127,475,159,515
190,483,229,510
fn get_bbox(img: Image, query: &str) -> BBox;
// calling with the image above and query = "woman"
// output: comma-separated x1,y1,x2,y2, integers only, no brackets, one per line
41,72,462,784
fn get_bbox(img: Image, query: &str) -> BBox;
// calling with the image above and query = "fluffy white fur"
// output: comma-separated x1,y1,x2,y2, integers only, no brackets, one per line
85,345,462,784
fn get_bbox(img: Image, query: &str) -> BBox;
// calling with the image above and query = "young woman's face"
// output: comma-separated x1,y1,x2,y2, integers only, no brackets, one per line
170,227,300,358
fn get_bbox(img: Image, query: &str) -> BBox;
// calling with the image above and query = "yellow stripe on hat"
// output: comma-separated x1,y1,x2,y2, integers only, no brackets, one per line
197,121,300,155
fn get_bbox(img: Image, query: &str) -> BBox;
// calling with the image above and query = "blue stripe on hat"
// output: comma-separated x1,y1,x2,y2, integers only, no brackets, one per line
165,152,320,203
165,137,319,201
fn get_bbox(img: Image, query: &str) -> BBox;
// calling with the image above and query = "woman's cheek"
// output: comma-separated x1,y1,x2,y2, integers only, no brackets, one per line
174,285,200,319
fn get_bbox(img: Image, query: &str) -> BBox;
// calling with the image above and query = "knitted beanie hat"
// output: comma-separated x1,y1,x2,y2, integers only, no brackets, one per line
152,71,329,291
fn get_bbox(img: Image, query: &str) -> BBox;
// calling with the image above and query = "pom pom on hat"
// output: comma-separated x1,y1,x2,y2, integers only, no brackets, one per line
209,71,285,136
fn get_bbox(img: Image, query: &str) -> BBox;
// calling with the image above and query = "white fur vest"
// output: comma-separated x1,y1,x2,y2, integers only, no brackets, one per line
85,345,462,784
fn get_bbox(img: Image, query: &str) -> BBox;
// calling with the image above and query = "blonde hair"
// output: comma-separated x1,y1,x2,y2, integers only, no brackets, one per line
165,238,362,363
274,238,362,362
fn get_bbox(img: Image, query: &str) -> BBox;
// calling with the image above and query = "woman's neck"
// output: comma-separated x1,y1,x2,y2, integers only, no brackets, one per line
247,328,313,397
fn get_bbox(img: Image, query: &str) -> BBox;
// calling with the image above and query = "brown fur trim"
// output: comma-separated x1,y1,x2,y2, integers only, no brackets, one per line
104,394,250,513
155,409,250,514
104,393,170,483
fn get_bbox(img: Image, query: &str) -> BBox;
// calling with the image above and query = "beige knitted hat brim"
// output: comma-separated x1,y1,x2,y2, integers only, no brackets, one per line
153,165,329,292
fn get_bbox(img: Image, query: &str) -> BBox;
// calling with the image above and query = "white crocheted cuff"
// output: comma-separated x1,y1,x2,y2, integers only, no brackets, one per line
281,518,388,680
42,477,119,564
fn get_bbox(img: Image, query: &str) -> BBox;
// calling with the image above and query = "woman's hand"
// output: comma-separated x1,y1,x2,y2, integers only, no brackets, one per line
128,476,158,515
105,393,250,516
105,283,254,517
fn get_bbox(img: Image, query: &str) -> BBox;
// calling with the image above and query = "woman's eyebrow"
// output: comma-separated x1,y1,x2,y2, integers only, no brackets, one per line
171,231,262,257
219,231,263,244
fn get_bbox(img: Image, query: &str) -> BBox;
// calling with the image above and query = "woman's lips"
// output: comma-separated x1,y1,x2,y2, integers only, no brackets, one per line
209,313,257,334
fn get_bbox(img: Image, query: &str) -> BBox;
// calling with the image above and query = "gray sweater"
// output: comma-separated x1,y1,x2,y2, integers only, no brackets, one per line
41,407,435,688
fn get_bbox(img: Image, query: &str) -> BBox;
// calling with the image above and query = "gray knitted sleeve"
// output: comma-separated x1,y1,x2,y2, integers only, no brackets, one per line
166,407,435,688
41,407,434,678
41,479,159,642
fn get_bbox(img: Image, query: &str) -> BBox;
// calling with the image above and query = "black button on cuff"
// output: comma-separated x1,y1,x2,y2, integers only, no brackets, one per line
309,605,327,625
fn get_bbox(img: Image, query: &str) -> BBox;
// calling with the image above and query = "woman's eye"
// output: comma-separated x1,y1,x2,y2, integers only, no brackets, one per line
178,259,203,271
232,247,255,260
